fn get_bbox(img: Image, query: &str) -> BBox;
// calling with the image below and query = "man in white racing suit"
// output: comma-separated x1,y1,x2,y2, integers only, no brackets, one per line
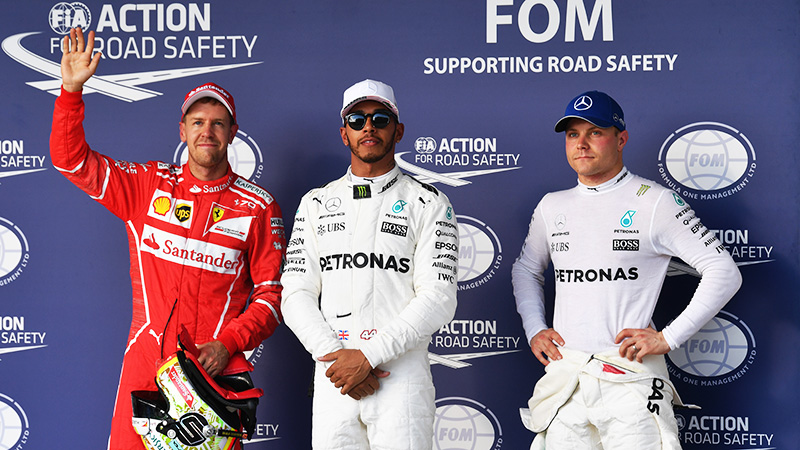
281,79,458,449
512,90,742,449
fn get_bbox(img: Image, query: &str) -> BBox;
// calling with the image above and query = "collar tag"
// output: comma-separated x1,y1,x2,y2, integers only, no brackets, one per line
353,185,371,199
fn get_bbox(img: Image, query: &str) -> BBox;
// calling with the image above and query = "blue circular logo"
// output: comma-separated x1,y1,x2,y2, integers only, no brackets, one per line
0,218,30,286
433,397,502,450
456,215,502,290
666,310,756,384
658,122,756,196
0,393,29,449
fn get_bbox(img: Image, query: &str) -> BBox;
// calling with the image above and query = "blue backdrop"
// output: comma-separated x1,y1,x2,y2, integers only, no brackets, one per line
0,1,797,449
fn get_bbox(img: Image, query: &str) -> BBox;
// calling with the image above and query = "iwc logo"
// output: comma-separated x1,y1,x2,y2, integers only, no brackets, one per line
174,129,264,182
0,217,30,287
456,215,502,291
0,393,29,449
666,310,756,387
657,122,756,200
433,397,503,450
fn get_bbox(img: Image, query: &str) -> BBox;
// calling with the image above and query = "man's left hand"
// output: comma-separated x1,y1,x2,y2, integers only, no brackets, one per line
319,349,374,395
197,340,230,377
615,327,671,363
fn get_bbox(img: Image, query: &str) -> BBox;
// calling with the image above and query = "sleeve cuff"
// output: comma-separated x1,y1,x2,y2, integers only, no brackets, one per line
57,87,83,106
217,332,240,357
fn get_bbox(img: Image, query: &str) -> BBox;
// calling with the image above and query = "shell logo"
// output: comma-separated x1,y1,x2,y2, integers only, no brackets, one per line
153,196,172,216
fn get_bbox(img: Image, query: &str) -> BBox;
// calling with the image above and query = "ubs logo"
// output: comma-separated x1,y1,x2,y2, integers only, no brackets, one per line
174,129,264,182
0,217,30,287
318,222,345,236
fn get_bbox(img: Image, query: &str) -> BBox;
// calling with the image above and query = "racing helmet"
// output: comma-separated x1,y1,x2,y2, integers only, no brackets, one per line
131,328,263,450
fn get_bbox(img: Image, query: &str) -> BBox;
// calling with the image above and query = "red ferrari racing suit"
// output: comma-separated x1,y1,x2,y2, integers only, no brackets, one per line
50,88,286,449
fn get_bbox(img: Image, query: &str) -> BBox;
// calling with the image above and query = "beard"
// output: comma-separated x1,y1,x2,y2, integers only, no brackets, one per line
349,129,397,164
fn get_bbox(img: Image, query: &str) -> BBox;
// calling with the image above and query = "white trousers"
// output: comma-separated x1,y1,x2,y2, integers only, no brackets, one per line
541,372,680,449
311,349,435,450
522,349,683,450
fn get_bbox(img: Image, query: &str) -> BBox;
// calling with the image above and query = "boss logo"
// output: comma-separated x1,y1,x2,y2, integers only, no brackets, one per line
381,221,408,237
612,239,639,251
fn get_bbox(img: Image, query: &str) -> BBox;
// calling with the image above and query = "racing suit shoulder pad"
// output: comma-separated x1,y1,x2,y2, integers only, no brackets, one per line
405,174,439,196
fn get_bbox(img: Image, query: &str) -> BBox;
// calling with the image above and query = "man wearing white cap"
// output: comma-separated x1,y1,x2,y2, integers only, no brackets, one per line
281,79,459,449
50,28,286,449
512,90,742,449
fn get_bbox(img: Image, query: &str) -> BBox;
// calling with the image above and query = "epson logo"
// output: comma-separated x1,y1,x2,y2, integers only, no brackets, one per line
486,0,613,44
381,221,408,237
612,239,639,251
435,241,458,252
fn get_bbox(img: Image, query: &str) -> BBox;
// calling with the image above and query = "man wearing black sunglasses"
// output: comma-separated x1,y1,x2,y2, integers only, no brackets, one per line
282,79,459,449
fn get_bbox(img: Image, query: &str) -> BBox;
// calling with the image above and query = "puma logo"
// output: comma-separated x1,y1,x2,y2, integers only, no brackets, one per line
149,329,163,345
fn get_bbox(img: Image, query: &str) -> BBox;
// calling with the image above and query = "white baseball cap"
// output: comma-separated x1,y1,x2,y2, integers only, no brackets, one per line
340,79,399,121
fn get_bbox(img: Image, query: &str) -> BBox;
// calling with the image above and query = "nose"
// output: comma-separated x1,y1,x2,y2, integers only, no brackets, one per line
361,116,377,132
199,122,214,136
575,133,589,149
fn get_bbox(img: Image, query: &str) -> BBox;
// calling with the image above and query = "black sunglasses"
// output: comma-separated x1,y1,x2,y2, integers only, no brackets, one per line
345,111,395,130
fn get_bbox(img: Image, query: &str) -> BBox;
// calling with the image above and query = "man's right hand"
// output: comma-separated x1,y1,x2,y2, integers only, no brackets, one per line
530,328,565,366
346,368,390,400
61,28,101,93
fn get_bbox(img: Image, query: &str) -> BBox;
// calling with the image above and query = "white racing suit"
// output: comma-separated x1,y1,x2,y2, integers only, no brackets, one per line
520,349,688,450
281,166,458,449
512,168,741,449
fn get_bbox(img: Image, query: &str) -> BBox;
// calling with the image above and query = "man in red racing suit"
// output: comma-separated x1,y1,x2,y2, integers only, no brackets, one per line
49,28,286,449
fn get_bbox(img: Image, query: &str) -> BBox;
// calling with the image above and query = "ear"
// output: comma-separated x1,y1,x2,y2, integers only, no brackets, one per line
179,121,187,143
617,130,628,151
229,124,239,144
340,127,349,146
394,123,404,143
